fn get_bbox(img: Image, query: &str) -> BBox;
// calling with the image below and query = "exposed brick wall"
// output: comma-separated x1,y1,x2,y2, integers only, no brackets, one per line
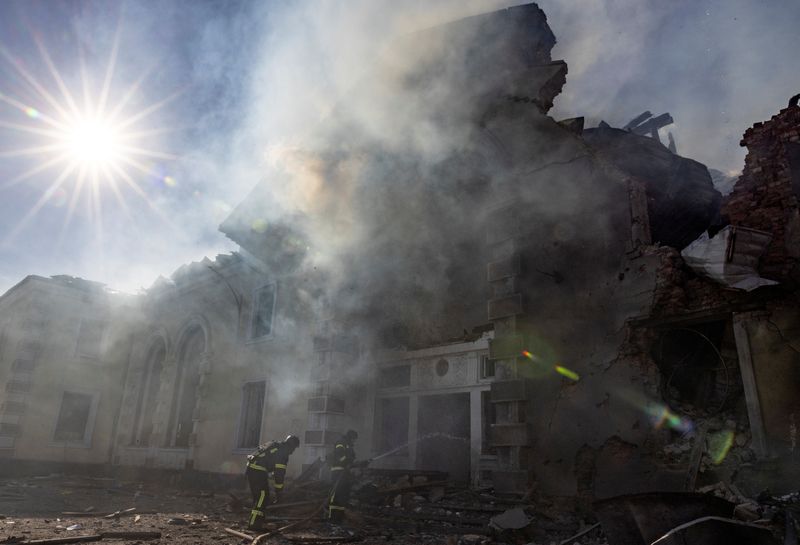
649,245,748,318
723,105,800,283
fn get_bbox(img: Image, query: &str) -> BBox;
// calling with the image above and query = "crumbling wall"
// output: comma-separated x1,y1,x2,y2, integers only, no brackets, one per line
723,103,800,285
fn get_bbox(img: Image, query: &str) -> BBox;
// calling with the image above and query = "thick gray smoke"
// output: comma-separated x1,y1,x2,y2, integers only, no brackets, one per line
230,2,585,350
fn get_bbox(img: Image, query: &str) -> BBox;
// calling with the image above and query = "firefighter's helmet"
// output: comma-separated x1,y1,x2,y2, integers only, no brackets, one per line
284,435,300,451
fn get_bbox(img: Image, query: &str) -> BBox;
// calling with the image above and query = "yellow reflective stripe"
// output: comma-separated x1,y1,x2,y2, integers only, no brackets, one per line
256,490,266,508
249,509,263,525
331,466,343,471
273,483,284,489
274,463,287,469
269,448,278,453
335,444,344,448
329,505,345,511
248,463,268,471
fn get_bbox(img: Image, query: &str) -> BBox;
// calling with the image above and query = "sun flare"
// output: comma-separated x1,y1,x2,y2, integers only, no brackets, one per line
0,28,181,243
63,116,123,168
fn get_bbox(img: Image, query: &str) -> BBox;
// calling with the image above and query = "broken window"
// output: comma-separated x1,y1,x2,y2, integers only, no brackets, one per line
76,319,105,358
130,339,165,446
54,391,95,443
479,354,495,379
250,284,276,339
237,381,266,449
652,321,735,413
166,326,204,447
378,365,411,388
378,396,410,455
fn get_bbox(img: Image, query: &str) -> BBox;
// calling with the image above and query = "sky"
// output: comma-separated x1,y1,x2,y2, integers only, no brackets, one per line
0,0,798,295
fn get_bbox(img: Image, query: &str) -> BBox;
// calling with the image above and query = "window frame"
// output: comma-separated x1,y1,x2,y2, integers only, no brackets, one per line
75,318,106,359
478,353,495,381
234,379,267,451
247,283,278,342
51,389,100,448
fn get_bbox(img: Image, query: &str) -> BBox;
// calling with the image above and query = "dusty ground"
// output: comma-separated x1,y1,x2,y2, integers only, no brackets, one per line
0,474,602,545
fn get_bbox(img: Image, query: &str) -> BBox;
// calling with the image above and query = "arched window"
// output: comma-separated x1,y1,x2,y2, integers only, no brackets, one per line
130,339,165,446
166,326,205,447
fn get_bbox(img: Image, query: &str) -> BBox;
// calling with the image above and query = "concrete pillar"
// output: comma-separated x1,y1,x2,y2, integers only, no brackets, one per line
486,201,532,493
469,389,483,485
408,394,419,467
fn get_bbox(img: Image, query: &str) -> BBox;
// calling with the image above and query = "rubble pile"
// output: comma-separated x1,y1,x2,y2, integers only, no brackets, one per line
1,469,800,544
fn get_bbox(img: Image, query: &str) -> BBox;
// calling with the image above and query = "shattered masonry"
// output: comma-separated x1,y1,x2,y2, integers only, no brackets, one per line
0,2,799,513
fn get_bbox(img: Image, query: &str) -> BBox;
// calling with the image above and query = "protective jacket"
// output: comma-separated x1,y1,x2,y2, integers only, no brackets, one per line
246,441,290,491
330,440,356,473
328,435,356,523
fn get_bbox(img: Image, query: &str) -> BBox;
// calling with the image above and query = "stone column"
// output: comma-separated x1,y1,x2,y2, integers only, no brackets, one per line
486,200,533,494
151,355,177,450
187,350,214,466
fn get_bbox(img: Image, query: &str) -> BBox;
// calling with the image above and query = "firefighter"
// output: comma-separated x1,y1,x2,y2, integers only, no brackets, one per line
327,429,360,524
246,434,300,531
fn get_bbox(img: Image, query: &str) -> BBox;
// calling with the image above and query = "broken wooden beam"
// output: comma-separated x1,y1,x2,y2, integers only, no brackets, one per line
685,426,708,491
558,522,601,545
285,537,359,543
224,528,255,541
61,510,156,518
252,501,327,545
434,503,505,513
103,508,137,519
624,111,653,130
99,532,161,540
20,536,102,545
630,113,673,136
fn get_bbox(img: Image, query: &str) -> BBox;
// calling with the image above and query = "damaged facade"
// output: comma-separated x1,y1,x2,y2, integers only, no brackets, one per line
0,2,798,510
0,276,135,464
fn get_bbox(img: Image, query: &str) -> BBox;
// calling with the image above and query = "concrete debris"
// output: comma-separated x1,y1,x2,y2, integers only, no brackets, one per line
488,507,533,530
733,502,761,521
593,492,734,545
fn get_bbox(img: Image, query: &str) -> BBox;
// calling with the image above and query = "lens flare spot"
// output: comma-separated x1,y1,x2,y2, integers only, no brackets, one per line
163,175,177,187
219,461,239,474
522,350,579,381
47,187,68,207
708,430,735,464
555,365,580,381
251,218,268,233
24,107,40,119
647,403,693,432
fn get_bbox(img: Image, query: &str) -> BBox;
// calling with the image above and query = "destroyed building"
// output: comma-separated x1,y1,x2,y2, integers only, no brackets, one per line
0,2,799,511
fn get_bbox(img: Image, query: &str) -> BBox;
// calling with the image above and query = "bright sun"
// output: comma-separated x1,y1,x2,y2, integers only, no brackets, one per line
0,29,180,242
63,116,123,167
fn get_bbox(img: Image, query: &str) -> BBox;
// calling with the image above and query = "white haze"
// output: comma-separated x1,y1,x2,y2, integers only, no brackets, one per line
0,0,798,296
